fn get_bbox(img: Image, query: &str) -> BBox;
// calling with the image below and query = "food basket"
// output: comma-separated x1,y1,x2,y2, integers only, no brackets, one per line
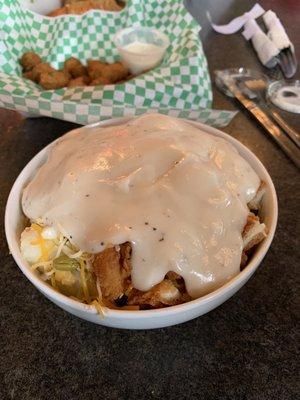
0,0,236,126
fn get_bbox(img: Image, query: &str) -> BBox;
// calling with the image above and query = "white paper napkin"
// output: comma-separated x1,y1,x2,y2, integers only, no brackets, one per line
207,3,265,34
242,19,279,67
263,10,293,51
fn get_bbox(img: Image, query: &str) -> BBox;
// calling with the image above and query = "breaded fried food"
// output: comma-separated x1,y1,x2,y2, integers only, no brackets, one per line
64,57,87,79
248,182,266,211
68,76,91,87
49,0,122,16
69,0,122,12
48,7,67,17
102,62,129,84
24,63,55,83
242,213,267,252
90,76,112,86
20,52,42,72
87,60,107,80
87,60,129,84
65,0,122,5
93,242,191,308
93,243,131,302
240,251,248,269
165,271,190,297
91,212,268,309
23,70,38,82
20,50,132,88
21,56,132,88
128,279,181,308
40,71,70,90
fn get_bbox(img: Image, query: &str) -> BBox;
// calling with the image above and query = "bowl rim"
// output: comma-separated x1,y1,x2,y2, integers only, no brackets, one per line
5,116,278,320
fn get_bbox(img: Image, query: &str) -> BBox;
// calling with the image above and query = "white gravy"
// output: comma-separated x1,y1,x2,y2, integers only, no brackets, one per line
22,114,261,297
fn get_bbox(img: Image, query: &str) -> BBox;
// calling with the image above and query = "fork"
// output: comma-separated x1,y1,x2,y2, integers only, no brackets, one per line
277,47,298,79
236,76,300,148
267,64,283,81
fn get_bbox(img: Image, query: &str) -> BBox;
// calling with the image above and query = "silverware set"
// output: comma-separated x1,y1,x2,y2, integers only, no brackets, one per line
215,68,300,168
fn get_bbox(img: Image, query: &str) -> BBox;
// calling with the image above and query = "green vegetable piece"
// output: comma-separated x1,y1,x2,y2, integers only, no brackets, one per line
53,254,79,271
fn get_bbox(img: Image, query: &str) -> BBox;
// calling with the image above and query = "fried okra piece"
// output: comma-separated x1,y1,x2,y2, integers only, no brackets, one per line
64,57,87,78
89,76,112,86
87,60,129,85
87,60,108,80
48,7,67,16
102,62,129,84
65,0,122,14
39,70,69,90
49,1,123,17
24,63,56,83
23,70,37,82
68,76,90,87
20,52,42,72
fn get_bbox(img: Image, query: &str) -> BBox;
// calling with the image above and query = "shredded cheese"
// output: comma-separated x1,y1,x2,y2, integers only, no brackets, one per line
25,222,105,316
80,259,90,303
51,272,56,288
91,300,106,318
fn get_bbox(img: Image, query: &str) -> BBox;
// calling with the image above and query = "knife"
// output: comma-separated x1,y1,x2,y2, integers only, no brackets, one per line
225,78,300,169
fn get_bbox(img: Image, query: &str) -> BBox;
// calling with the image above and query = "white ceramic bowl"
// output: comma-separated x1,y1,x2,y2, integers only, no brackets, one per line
5,117,278,330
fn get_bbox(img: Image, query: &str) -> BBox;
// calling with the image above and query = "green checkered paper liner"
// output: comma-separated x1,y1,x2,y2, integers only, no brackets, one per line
0,0,236,126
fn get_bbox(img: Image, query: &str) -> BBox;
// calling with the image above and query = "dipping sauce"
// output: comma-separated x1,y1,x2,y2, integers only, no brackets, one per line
22,114,260,298
122,42,163,54
114,27,169,74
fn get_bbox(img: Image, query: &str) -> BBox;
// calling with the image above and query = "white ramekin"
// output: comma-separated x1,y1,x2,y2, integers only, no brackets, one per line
114,27,170,75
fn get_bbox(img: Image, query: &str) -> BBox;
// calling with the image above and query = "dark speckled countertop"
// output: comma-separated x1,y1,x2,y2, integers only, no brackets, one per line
0,1,299,399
